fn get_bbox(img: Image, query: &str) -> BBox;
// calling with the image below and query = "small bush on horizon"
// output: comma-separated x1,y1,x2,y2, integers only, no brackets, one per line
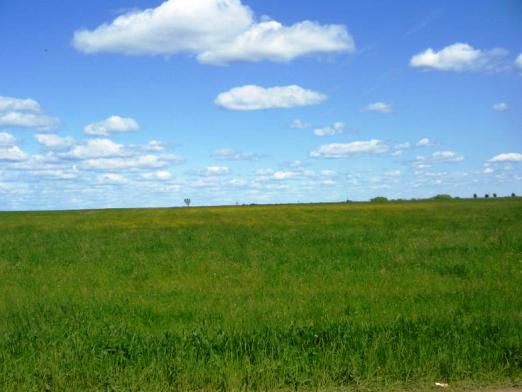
432,194,453,200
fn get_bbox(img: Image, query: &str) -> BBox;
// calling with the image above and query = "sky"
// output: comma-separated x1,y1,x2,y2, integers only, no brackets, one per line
0,0,521,210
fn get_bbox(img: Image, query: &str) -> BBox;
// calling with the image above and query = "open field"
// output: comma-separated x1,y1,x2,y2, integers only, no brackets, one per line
0,199,521,391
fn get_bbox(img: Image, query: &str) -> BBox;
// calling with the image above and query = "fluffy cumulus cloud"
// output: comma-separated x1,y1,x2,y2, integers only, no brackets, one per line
272,171,295,180
363,102,392,113
432,150,464,162
0,132,16,146
410,43,509,72
35,134,74,149
99,173,128,184
416,151,464,167
395,142,411,150
256,168,273,176
492,102,508,111
516,54,522,71
320,170,336,177
0,96,59,130
73,0,354,65
144,140,166,152
488,153,522,163
310,139,389,158
0,96,41,112
63,139,126,159
212,148,258,160
290,119,311,129
199,20,353,65
215,85,326,111
141,170,172,181
314,122,345,136
82,155,175,170
84,116,140,136
196,166,230,176
416,138,434,147
0,146,28,161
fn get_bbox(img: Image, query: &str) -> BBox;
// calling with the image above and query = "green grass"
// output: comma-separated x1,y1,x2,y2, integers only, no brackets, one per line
0,199,521,391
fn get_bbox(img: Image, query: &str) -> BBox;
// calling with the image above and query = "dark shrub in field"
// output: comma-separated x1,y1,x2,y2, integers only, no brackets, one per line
432,194,452,200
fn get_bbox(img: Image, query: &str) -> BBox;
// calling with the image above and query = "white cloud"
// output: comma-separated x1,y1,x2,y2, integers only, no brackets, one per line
215,85,326,111
363,102,392,113
391,150,403,157
483,167,494,174
229,178,247,186
431,150,464,162
314,122,345,136
395,142,411,150
28,169,79,181
141,170,172,181
321,179,336,186
84,115,140,136
197,166,230,176
0,146,28,161
384,170,401,177
99,173,128,184
516,54,522,71
144,140,165,152
492,102,508,111
320,170,336,177
0,112,59,130
256,168,273,176
0,96,59,130
287,160,303,168
290,119,311,129
0,96,42,112
212,148,258,160
272,171,295,180
410,43,509,72
310,139,389,158
64,139,126,159
35,134,74,149
83,155,175,170
199,20,353,65
416,138,434,147
0,132,16,146
488,153,522,163
73,0,354,65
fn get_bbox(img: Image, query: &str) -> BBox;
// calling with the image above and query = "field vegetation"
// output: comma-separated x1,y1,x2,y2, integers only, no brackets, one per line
0,198,521,391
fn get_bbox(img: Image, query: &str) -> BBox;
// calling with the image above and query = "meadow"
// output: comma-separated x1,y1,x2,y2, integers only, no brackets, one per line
0,199,521,391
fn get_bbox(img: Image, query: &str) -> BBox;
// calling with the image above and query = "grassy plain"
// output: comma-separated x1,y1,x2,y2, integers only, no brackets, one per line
0,199,521,391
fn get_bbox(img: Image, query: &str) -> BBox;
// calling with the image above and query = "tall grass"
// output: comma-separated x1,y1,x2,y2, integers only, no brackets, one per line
0,199,521,390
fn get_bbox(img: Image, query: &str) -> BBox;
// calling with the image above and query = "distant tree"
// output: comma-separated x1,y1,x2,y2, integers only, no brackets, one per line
493,193,497,198
184,198,191,207
512,193,516,197
432,194,452,200
473,194,477,199
370,196,388,203
485,194,489,199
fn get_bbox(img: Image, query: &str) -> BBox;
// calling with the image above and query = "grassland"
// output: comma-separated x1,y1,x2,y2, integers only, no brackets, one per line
0,199,521,391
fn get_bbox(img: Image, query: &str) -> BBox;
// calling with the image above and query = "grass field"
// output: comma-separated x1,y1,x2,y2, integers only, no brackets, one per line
0,199,521,391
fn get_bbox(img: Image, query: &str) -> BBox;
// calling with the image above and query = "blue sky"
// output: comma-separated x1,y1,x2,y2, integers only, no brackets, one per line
0,0,521,210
